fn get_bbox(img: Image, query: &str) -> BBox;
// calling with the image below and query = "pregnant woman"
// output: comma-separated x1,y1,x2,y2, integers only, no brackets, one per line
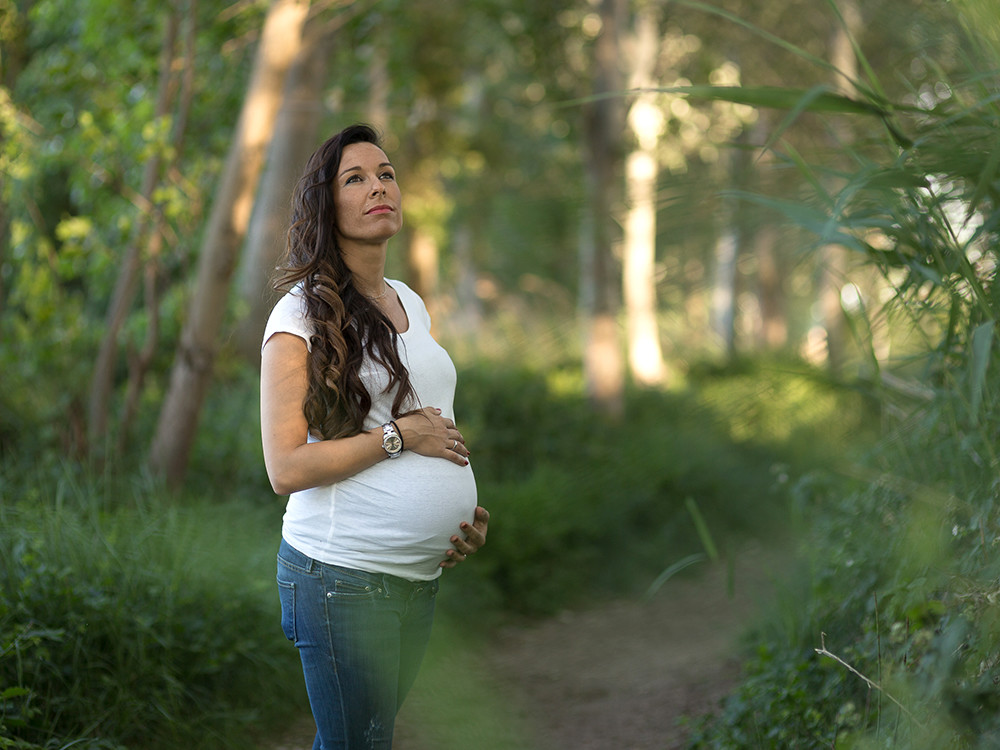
260,123,489,749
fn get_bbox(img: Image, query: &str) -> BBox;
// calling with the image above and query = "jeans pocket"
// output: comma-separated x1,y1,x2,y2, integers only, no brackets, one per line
330,567,382,598
276,577,296,642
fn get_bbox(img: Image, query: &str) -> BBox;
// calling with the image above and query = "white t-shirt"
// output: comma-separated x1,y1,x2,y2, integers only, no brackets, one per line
262,278,477,581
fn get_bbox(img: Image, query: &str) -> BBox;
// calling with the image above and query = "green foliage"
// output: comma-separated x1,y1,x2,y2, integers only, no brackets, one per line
0,459,300,750
441,358,868,616
689,457,1000,748
684,1,1000,746
0,352,865,746
0,0,261,457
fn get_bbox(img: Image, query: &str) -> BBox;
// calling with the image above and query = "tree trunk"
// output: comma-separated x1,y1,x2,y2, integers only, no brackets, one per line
407,226,439,305
451,222,482,334
234,22,333,362
88,9,180,454
754,222,786,349
581,0,625,418
150,0,310,486
746,113,786,350
623,5,665,386
0,3,30,315
366,20,389,128
710,199,739,356
819,0,862,376
117,0,200,453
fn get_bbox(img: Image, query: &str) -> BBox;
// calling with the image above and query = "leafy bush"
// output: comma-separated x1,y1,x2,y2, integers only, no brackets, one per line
689,448,1000,748
443,358,869,616
685,1,1000,745
0,352,866,746
0,460,302,750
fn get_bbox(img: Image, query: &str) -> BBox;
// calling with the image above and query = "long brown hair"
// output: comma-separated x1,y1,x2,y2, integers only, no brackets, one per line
273,124,417,439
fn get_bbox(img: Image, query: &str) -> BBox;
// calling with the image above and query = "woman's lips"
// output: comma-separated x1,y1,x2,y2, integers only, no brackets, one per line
366,205,393,215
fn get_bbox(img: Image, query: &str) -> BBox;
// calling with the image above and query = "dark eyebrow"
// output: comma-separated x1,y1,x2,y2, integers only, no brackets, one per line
338,162,394,178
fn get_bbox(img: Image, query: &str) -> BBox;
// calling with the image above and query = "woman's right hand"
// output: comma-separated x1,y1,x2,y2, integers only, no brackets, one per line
396,406,470,467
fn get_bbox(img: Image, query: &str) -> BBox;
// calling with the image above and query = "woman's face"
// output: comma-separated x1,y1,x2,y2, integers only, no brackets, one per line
332,141,403,249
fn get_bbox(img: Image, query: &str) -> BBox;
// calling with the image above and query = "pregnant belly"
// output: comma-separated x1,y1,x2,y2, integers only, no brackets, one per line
330,454,478,576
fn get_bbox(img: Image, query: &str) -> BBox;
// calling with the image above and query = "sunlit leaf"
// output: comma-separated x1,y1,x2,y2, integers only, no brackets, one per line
658,84,886,115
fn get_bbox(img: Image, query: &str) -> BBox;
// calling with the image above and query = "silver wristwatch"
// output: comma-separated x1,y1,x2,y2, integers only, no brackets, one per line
381,422,403,459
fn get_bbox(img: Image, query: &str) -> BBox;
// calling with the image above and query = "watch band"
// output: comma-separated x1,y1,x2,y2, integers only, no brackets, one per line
381,422,403,458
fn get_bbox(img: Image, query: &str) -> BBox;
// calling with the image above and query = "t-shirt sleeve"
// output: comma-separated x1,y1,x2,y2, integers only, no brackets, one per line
262,290,313,352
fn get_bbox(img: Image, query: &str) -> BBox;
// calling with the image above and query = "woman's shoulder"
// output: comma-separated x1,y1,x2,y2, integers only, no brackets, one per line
386,278,428,308
270,284,309,318
386,278,431,327
386,277,415,298
263,283,312,350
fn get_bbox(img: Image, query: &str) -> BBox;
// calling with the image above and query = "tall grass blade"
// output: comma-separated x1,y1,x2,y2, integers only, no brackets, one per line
969,321,994,417
644,553,706,601
657,84,888,115
965,133,1000,219
685,496,719,561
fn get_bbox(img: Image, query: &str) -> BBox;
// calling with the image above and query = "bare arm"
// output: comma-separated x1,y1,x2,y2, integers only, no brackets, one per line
260,332,470,495
261,333,384,494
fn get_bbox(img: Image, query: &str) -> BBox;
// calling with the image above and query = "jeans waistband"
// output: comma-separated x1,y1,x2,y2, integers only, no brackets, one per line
278,537,436,594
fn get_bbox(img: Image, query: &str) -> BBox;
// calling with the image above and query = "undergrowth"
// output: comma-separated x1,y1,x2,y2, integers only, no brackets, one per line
0,355,863,748
0,461,303,750
683,0,1000,743
441,356,870,617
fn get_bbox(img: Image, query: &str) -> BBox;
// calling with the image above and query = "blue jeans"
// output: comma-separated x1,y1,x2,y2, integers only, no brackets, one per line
276,539,439,750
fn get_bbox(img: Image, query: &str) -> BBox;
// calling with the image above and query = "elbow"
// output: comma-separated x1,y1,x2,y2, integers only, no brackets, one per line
270,478,294,496
269,475,299,497
266,464,299,496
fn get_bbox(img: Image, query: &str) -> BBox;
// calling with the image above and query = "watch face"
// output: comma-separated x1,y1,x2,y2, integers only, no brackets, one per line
384,435,402,454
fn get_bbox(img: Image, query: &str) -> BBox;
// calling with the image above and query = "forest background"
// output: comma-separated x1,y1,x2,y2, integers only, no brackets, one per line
3,0,1000,748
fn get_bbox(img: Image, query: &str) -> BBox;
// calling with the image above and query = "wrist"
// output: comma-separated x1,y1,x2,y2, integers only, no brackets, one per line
380,421,403,459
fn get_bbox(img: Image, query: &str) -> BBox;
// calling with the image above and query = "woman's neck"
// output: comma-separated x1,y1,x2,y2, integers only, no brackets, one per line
341,243,388,297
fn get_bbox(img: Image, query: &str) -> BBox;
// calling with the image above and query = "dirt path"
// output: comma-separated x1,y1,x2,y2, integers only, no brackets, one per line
271,543,780,750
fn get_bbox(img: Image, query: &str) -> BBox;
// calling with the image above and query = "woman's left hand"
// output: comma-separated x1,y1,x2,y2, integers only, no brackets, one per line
441,505,490,568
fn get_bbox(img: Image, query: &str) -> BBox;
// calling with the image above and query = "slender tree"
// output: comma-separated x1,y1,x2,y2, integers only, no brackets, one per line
150,0,310,485
623,1,666,385
710,152,739,356
748,113,787,350
818,0,862,376
234,18,335,361
88,8,181,453
119,0,201,453
581,0,626,418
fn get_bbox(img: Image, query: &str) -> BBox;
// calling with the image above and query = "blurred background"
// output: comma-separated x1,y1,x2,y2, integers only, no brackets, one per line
2,0,1000,748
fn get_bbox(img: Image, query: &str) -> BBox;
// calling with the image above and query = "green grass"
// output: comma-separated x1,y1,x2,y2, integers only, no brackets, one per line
0,354,869,748
0,459,303,750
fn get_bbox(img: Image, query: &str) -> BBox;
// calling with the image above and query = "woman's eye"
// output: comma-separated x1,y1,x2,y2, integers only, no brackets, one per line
380,171,395,180
345,175,361,184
